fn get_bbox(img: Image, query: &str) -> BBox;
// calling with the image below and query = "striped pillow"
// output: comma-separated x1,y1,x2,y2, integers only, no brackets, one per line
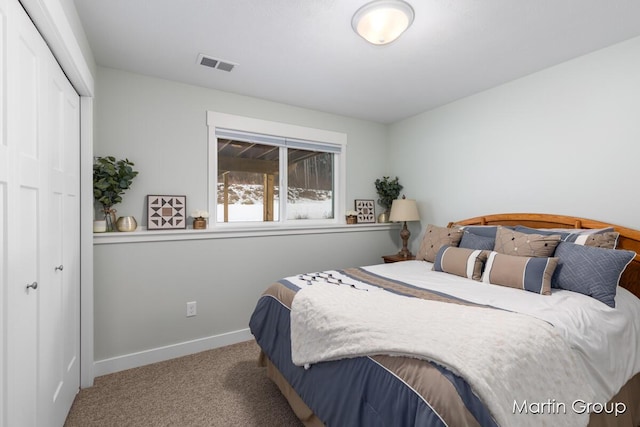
433,246,488,281
514,226,619,249
564,230,619,249
482,251,558,295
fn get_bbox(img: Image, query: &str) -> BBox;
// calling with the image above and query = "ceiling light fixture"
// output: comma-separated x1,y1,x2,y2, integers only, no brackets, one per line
352,0,414,46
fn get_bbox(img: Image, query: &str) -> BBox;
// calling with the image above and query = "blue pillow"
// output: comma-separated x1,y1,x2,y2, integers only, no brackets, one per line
552,242,635,308
459,231,495,250
462,225,499,238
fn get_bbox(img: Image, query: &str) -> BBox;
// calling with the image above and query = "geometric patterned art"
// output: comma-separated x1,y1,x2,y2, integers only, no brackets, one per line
147,195,187,230
355,199,375,223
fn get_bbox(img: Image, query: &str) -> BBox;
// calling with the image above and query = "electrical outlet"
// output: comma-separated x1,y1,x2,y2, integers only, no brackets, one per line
186,301,197,317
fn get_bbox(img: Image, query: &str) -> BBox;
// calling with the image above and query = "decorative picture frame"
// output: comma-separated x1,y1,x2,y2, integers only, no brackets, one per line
355,199,375,223
147,195,187,230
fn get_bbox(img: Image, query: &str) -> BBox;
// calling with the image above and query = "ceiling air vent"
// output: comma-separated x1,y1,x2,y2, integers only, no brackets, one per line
197,54,237,72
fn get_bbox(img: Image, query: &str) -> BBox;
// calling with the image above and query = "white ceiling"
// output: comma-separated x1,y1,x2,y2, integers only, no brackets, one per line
74,0,640,124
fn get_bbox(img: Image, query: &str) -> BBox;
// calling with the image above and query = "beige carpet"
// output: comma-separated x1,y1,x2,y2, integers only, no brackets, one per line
64,340,303,427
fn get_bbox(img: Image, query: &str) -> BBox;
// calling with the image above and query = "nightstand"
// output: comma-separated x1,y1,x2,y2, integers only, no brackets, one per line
382,254,416,263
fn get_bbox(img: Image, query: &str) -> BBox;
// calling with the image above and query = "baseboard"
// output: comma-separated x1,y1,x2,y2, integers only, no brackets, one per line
93,328,253,378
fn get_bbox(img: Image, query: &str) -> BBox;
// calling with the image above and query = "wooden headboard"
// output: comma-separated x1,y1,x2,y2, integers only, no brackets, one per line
449,213,640,300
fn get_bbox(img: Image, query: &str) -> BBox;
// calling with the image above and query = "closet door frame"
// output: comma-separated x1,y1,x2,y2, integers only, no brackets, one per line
0,0,9,423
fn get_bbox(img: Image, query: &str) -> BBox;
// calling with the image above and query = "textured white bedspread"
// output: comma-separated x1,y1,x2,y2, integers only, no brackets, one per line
291,283,595,427
365,260,640,404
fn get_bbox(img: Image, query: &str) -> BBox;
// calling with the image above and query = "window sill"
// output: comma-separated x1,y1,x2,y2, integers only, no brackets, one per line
93,222,400,245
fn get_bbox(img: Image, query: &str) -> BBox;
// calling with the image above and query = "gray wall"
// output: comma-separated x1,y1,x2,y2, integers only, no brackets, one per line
94,34,640,364
390,35,640,233
93,67,396,362
94,67,390,221
94,230,398,360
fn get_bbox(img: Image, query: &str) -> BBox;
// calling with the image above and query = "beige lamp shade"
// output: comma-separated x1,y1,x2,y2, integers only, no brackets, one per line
389,198,420,222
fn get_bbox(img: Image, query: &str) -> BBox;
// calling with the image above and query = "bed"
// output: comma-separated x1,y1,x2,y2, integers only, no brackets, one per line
248,213,640,427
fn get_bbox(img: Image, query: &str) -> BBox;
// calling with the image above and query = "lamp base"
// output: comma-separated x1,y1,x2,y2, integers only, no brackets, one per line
397,221,413,259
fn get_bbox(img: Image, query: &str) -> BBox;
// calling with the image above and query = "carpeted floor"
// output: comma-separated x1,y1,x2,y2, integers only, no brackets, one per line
64,340,303,427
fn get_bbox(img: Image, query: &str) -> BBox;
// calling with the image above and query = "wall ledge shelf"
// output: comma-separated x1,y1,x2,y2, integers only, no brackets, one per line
93,222,399,244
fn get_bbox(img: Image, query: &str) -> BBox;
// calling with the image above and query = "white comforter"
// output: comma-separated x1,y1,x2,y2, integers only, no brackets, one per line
289,261,640,427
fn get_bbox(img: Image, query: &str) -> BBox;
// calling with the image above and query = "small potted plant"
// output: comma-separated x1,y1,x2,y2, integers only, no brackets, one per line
93,156,138,231
374,176,403,223
345,210,358,224
191,209,209,229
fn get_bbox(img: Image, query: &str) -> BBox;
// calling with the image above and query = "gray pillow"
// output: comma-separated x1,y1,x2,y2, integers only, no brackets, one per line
461,225,500,238
459,231,495,251
552,242,635,307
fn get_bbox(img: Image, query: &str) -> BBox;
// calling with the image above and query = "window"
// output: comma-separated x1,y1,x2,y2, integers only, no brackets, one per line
207,112,346,226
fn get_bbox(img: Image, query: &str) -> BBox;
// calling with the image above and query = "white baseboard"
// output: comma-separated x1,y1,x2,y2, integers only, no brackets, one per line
92,328,253,378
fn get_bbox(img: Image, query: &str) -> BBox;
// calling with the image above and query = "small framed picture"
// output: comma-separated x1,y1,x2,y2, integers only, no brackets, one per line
355,199,375,223
147,195,187,230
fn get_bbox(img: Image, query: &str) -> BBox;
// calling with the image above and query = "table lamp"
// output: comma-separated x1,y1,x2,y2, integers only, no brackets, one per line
389,195,420,258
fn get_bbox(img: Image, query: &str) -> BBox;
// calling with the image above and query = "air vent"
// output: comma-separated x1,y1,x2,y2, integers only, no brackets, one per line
197,54,237,72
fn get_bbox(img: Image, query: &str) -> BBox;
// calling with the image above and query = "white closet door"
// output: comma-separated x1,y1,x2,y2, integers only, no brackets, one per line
4,0,80,425
39,47,81,426
6,0,44,424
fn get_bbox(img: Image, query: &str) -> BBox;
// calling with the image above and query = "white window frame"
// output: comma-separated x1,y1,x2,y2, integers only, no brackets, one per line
207,111,347,228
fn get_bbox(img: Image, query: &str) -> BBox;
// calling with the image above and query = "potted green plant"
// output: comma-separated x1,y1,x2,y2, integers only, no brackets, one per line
93,156,139,231
374,176,403,223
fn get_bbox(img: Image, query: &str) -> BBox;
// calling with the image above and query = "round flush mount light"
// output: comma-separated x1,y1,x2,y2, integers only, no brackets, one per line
352,0,415,45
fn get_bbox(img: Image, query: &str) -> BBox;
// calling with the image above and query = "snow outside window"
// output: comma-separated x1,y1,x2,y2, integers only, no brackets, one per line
207,115,346,227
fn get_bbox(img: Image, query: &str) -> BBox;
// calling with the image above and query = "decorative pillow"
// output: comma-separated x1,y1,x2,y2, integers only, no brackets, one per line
514,226,571,240
459,231,495,251
565,230,619,249
574,232,619,249
552,242,635,307
482,252,558,295
433,246,488,281
548,226,614,234
494,226,561,257
416,224,463,263
514,226,619,249
460,225,500,238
